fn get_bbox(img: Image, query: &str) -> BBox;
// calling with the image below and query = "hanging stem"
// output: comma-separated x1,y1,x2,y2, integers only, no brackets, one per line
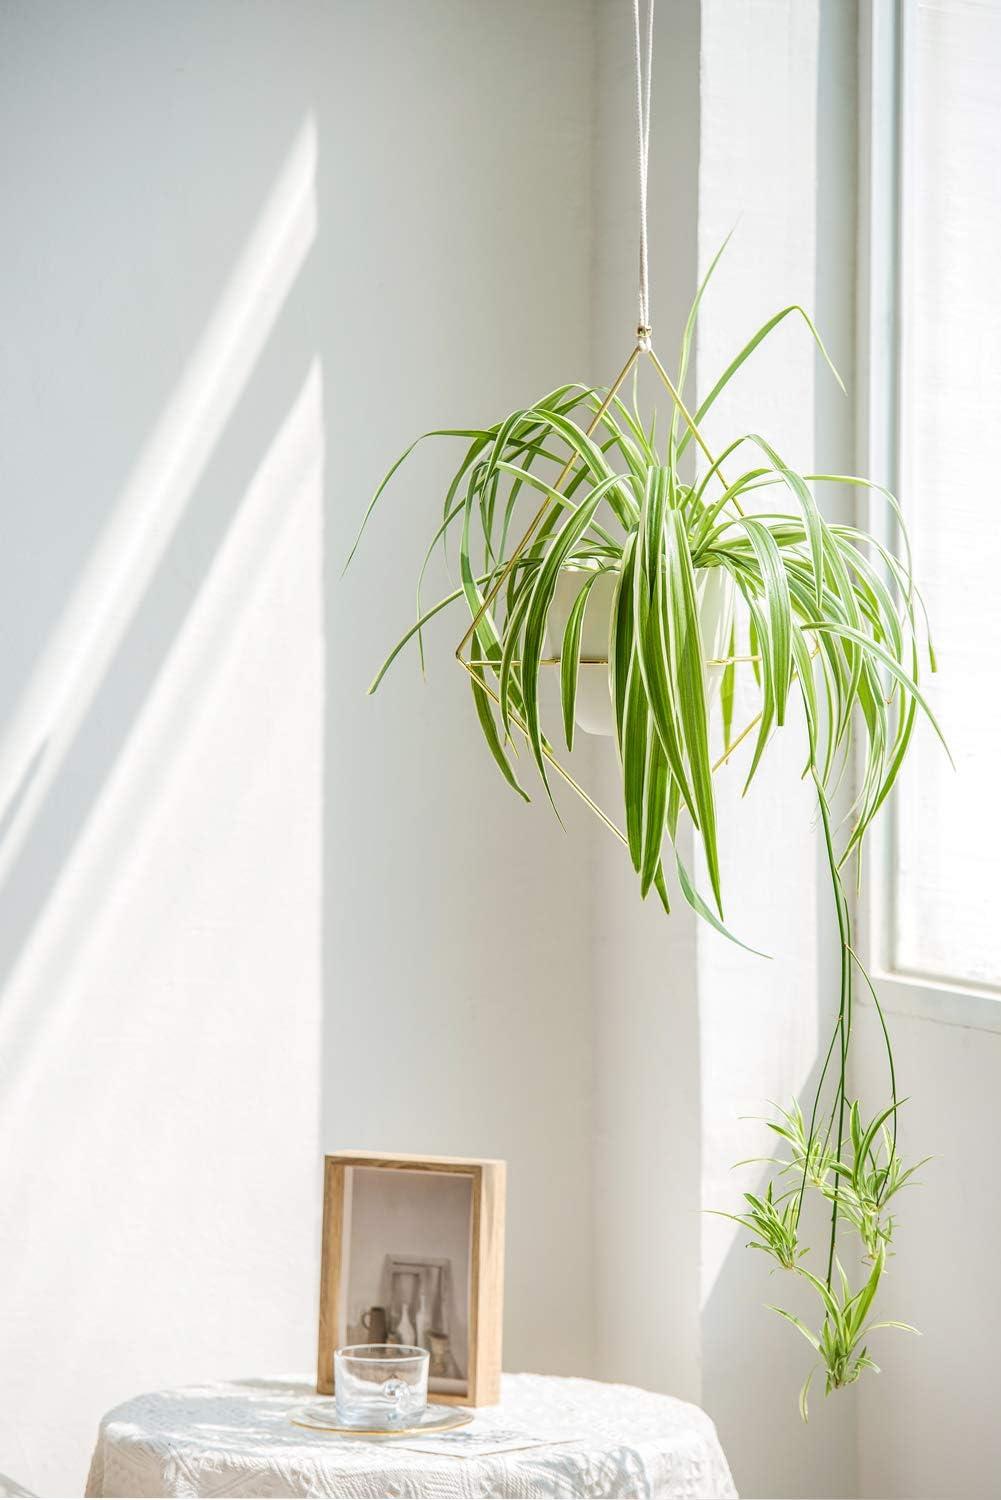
813,776,853,1284
800,773,898,1286
847,944,900,1197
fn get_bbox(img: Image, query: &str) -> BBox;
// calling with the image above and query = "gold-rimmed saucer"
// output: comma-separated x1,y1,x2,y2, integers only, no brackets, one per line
288,1402,473,1439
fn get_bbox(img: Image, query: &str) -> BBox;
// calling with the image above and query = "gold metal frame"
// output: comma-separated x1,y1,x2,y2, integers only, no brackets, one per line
452,341,761,852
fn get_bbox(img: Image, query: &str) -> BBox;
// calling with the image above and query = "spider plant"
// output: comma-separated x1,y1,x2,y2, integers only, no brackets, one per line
773,1245,919,1422
349,246,944,1413
723,1094,928,1415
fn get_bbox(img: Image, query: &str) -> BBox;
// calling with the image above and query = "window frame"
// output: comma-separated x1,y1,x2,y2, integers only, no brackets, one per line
857,0,1001,1034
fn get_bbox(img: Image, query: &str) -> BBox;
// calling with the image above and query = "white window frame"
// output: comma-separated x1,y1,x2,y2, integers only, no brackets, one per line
857,0,1001,1035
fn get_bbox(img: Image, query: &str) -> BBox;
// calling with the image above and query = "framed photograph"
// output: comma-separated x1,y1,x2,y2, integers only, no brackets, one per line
316,1151,505,1405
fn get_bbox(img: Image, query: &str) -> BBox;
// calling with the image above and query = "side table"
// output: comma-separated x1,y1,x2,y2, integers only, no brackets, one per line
85,1372,736,1498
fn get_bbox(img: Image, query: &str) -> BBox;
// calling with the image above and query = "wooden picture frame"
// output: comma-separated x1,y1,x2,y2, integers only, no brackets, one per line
316,1151,505,1406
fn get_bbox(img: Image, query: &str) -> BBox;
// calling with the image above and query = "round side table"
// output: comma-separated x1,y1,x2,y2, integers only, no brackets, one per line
85,1372,736,1499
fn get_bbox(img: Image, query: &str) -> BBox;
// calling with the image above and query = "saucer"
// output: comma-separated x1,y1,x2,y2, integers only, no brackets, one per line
288,1401,474,1438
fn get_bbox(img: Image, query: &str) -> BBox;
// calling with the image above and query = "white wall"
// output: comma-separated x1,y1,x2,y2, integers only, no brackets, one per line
0,7,328,1493
323,0,599,1386
0,3,599,1493
854,1008,1001,1499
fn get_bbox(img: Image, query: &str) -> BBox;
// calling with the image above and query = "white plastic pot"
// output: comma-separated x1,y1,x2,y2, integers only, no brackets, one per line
546,564,735,737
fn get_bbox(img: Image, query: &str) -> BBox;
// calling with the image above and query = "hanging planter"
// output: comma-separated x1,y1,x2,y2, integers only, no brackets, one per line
546,563,734,737
349,0,947,1422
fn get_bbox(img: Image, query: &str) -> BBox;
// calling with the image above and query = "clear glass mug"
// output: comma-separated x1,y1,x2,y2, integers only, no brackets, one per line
334,1344,429,1428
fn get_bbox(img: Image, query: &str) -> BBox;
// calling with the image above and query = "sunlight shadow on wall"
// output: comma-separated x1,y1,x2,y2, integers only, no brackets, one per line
0,365,324,1132
0,369,324,1472
0,117,318,888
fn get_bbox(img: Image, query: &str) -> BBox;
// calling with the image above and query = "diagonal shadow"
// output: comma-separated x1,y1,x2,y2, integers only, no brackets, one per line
0,234,320,1063
0,743,47,856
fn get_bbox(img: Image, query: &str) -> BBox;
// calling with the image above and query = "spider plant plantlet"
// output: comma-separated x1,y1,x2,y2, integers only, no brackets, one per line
349,247,947,1415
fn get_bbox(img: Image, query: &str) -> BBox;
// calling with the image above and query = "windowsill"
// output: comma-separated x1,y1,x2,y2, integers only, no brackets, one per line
861,969,1001,1036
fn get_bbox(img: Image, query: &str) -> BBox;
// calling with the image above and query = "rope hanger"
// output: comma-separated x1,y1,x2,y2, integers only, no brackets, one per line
456,0,723,666
633,0,655,349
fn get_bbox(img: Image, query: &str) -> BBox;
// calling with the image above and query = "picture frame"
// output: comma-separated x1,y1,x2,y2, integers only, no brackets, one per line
316,1151,506,1405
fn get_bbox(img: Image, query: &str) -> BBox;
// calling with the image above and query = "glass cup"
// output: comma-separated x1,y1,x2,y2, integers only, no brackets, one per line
333,1344,429,1429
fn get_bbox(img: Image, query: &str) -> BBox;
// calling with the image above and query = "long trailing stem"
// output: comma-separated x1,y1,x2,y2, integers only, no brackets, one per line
811,772,854,1286
847,943,900,1189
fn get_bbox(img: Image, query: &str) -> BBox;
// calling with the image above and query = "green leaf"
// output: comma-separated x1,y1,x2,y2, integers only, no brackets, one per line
611,535,638,751
675,854,770,958
847,1246,885,1338
770,1306,822,1354
799,1365,816,1424
739,590,775,794
679,303,845,462
520,474,629,804
801,620,951,763
498,577,536,738
622,658,649,872
559,571,606,752
739,517,793,725
663,506,723,912
745,435,828,607
720,618,737,750
640,726,670,897
671,230,735,459
632,471,699,825
346,427,489,573
468,664,530,803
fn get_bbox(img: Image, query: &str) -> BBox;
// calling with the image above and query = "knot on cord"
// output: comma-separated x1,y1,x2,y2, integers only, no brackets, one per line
636,324,652,350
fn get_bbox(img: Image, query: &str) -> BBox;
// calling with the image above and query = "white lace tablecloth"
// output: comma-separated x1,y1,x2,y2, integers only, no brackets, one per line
85,1373,736,1498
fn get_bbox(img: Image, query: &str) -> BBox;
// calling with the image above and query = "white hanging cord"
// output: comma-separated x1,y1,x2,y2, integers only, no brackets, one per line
633,0,655,349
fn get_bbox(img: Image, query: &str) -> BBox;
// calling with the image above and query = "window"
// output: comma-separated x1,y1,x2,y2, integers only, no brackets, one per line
861,0,1001,1012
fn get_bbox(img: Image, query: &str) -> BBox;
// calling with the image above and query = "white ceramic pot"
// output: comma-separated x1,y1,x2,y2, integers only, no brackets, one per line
547,564,735,737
